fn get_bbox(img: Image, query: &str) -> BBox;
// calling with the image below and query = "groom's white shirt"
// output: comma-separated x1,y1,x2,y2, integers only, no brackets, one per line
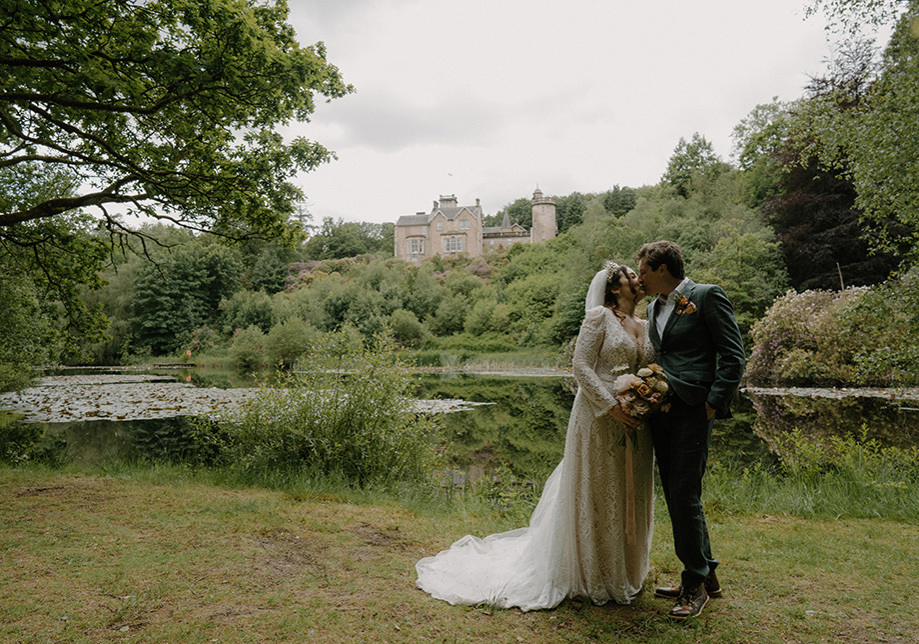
654,277,691,336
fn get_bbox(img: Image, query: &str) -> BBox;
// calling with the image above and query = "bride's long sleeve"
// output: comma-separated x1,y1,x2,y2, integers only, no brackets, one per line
572,307,619,418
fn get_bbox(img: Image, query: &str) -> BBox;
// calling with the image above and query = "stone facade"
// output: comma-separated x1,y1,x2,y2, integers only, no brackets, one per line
394,189,557,262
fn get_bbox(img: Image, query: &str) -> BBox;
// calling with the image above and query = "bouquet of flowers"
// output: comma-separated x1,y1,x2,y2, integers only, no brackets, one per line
613,363,671,419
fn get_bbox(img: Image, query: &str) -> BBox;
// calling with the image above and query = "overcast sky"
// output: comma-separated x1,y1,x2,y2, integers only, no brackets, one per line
284,0,835,226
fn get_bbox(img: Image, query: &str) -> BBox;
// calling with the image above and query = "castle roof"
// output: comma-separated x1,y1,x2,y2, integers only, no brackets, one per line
395,214,430,226
396,199,482,227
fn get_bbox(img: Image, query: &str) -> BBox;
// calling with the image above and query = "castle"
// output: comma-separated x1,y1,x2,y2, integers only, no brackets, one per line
394,189,557,262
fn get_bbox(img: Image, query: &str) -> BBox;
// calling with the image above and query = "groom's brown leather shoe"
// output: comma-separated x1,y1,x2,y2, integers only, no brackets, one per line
655,570,722,599
667,583,709,620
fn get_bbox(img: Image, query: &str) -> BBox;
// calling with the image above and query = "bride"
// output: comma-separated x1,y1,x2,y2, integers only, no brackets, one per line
416,261,655,611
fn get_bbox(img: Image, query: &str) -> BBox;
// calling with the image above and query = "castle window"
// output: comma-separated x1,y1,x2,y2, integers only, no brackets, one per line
459,219,470,230
422,225,428,235
409,238,424,254
443,237,463,253
436,221,443,231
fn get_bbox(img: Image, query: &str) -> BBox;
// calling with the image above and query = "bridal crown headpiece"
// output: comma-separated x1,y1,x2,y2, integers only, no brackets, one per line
603,260,621,283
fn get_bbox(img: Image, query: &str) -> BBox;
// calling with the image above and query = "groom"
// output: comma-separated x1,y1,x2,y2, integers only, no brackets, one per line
636,241,745,620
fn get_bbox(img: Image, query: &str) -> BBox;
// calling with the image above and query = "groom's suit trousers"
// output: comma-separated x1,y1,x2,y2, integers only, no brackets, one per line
649,395,717,589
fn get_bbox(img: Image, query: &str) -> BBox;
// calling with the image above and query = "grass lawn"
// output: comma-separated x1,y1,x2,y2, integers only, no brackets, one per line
1,467,917,643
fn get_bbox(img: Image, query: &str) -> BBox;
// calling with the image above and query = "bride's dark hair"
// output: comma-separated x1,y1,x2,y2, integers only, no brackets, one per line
603,261,629,315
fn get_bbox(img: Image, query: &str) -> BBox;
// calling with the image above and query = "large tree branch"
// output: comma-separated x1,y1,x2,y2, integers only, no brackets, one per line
0,154,91,169
1,91,179,115
0,180,144,227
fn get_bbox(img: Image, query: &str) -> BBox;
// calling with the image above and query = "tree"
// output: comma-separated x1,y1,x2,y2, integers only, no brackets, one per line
246,243,299,294
488,197,532,229
601,185,637,217
304,217,391,260
662,133,728,198
0,163,109,351
133,242,244,354
0,0,352,239
731,99,793,208
0,274,57,390
774,36,911,280
554,193,586,233
843,7,919,257
805,0,911,33
797,2,919,259
761,152,903,290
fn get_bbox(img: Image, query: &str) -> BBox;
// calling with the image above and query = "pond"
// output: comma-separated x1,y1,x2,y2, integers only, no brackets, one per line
3,367,919,481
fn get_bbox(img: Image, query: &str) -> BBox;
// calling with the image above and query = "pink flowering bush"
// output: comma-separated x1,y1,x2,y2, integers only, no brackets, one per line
747,288,867,385
748,271,919,386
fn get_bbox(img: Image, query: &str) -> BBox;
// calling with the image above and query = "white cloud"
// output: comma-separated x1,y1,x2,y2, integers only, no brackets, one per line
285,0,834,224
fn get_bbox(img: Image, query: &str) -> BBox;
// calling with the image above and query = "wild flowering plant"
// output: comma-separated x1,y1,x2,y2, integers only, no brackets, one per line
613,363,672,419
195,330,443,487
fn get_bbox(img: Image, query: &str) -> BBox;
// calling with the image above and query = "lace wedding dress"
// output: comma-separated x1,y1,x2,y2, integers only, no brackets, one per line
416,305,654,611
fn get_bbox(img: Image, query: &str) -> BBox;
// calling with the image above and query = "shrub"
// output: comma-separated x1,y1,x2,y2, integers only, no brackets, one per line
842,268,919,386
748,274,919,386
427,294,468,336
746,288,866,385
187,326,222,356
0,414,65,466
229,325,267,372
464,298,496,336
195,332,442,486
425,332,518,354
266,317,319,368
220,290,274,334
389,308,426,347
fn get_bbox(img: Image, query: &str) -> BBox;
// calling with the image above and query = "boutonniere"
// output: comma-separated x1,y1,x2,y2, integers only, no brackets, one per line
675,295,697,316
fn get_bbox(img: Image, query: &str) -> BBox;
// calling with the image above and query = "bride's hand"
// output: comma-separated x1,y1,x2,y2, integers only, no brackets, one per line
609,404,641,431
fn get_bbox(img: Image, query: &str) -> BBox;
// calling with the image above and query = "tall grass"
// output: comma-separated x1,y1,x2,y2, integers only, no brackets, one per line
706,427,919,523
191,331,443,488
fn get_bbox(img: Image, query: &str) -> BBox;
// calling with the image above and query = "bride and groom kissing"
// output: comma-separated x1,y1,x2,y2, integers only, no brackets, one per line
416,240,746,620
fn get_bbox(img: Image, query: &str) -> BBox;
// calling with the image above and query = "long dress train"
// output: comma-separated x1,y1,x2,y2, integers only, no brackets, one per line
415,306,654,611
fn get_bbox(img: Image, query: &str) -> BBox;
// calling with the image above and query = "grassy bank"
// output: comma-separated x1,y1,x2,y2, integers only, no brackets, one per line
2,463,917,644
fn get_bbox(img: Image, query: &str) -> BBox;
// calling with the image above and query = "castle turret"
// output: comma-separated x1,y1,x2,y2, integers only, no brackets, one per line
530,188,557,243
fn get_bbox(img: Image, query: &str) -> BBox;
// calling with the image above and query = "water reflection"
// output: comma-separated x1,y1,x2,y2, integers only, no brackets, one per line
415,374,773,483
6,370,916,478
745,388,919,462
414,374,574,483
7,417,202,466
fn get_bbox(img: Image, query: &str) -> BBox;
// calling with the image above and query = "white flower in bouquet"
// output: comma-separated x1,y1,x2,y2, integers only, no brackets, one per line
614,363,672,420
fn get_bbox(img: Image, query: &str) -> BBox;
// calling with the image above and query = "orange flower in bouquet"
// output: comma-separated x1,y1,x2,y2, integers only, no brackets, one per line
612,363,671,420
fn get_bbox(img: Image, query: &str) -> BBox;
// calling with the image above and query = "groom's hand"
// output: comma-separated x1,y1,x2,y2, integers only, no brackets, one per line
705,402,716,420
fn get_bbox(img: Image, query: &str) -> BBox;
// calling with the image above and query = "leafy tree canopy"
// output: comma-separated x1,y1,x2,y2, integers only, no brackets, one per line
662,133,729,198
794,3,919,260
486,197,532,229
0,0,352,240
806,0,912,33
303,217,394,260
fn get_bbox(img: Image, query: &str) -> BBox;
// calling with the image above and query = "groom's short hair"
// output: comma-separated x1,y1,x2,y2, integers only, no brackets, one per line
636,241,685,279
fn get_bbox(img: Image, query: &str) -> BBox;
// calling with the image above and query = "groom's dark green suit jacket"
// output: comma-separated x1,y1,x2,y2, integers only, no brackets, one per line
647,280,745,418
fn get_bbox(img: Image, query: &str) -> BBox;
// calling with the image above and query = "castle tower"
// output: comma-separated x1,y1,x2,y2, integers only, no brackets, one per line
530,188,557,244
